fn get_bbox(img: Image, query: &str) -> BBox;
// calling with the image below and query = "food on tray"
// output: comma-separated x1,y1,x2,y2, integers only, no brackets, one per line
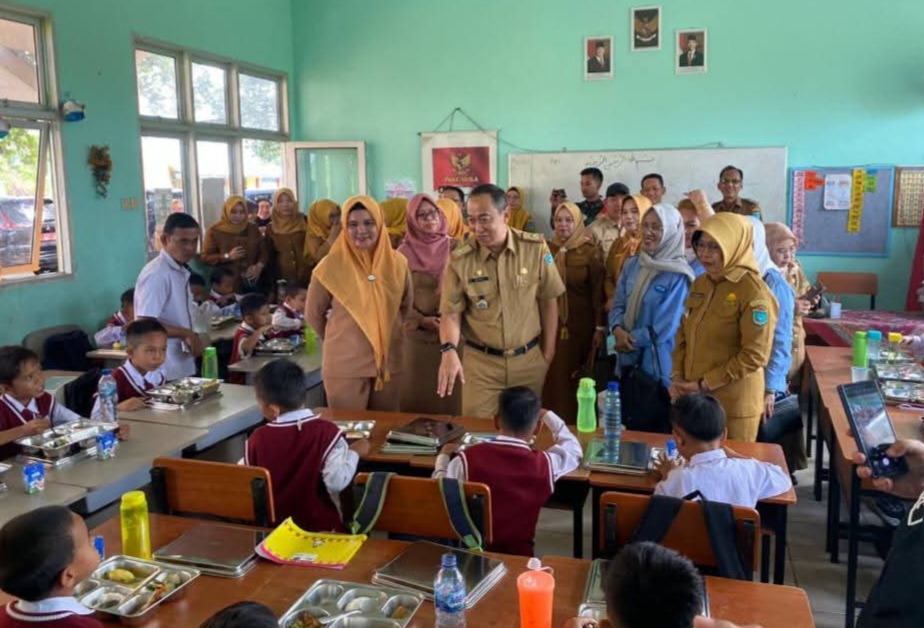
391,605,409,619
104,568,138,584
289,612,322,628
94,592,126,610
344,597,373,612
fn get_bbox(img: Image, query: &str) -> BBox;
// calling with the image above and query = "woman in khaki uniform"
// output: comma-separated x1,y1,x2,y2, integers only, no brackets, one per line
306,195,413,411
604,194,653,308
544,202,605,421
380,198,408,249
265,188,309,286
397,193,461,414
670,213,777,442
201,195,268,293
304,199,341,265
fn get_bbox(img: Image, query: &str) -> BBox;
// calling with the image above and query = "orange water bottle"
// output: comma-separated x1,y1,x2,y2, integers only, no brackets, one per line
517,557,555,628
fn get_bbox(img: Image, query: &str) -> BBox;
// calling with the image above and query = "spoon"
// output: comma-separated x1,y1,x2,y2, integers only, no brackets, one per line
319,610,361,625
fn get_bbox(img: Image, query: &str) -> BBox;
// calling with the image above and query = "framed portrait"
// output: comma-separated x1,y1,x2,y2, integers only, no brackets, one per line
631,6,661,51
584,36,613,81
676,28,707,74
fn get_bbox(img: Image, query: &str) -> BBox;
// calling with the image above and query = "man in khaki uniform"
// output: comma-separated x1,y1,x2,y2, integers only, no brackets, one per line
712,165,761,218
589,182,628,258
438,184,566,418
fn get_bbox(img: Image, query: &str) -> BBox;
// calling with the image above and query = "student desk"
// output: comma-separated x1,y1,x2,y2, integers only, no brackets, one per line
42,421,206,513
0,463,86,527
804,346,854,501
117,383,262,451
542,554,816,628
586,432,796,585
803,310,922,348
86,347,127,364
228,347,323,390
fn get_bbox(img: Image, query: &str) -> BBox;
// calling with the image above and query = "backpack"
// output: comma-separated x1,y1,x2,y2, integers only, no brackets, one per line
63,368,102,418
43,330,93,372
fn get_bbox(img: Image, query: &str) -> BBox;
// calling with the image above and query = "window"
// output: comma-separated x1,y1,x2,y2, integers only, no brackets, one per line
135,40,287,252
0,11,68,279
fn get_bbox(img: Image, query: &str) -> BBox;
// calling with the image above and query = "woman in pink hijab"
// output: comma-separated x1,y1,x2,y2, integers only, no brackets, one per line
397,193,460,414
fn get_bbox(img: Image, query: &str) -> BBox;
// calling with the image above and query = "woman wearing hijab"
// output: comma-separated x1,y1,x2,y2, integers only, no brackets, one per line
765,222,814,382
604,194,653,308
436,197,469,241
609,204,694,432
398,194,460,414
505,186,537,232
380,198,409,248
201,195,268,293
304,199,342,265
265,188,309,286
305,195,413,410
543,202,605,421
671,213,777,442
677,192,715,277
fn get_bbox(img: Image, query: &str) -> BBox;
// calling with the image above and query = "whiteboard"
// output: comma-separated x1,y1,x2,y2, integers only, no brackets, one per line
509,146,788,236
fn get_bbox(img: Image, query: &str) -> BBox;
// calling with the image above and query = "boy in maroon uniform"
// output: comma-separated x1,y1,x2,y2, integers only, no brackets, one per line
244,359,369,531
93,288,134,347
270,283,307,339
433,386,582,556
90,319,167,421
0,506,102,628
228,294,274,384
0,347,81,461
209,267,238,307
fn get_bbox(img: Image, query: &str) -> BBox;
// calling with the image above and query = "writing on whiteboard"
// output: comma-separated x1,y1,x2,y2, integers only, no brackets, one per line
585,154,656,171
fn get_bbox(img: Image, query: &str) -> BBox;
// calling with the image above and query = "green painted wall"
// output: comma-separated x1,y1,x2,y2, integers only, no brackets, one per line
292,0,924,311
0,0,294,344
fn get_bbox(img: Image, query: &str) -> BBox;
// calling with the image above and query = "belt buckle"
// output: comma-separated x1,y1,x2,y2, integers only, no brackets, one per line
503,347,517,357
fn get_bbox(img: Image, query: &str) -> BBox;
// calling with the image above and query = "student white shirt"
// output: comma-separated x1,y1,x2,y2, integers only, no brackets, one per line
90,361,166,420
654,449,792,508
94,311,127,347
1,393,81,425
134,250,197,380
272,304,305,331
8,596,96,619
432,410,583,481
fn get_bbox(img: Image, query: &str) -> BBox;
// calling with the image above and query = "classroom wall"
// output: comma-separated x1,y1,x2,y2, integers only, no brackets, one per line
0,0,294,344
291,0,924,311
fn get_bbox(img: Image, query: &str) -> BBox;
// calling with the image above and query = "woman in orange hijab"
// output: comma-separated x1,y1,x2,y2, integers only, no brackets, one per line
604,194,653,308
265,187,309,286
305,195,413,410
304,199,342,265
543,202,605,421
201,195,268,293
436,197,469,241
380,198,409,248
505,186,537,232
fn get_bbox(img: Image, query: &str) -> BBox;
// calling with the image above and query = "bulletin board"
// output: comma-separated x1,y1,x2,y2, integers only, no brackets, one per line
790,166,893,257
893,166,924,227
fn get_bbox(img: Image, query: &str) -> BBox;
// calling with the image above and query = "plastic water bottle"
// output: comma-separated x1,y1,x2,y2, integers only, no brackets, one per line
888,332,903,363
851,331,868,368
97,370,118,423
304,325,317,355
866,330,882,362
232,302,242,319
576,378,597,433
434,553,466,628
201,347,218,380
602,381,622,461
120,491,151,559
517,557,555,628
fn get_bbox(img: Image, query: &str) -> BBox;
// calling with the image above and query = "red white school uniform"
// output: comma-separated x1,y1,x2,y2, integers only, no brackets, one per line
228,323,263,385
90,361,166,421
208,290,238,307
0,598,103,628
269,303,304,339
0,393,81,461
433,410,583,556
244,409,356,532
93,311,128,347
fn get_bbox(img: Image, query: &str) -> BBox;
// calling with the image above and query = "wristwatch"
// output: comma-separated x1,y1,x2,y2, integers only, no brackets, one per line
223,253,230,260
439,342,457,354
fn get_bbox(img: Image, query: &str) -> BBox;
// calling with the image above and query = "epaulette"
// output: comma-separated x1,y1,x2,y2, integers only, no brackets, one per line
452,244,474,258
515,230,545,243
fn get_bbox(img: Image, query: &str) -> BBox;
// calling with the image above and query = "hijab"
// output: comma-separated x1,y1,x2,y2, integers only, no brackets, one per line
694,213,760,282
312,196,409,390
506,186,532,231
624,204,695,330
271,188,306,235
436,197,468,239
380,198,408,240
551,202,595,338
747,216,774,276
213,195,249,235
765,222,800,276
623,194,654,236
398,194,451,290
307,199,340,240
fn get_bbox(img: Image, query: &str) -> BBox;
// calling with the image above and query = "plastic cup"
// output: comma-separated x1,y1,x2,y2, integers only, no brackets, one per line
829,302,842,319
851,366,870,383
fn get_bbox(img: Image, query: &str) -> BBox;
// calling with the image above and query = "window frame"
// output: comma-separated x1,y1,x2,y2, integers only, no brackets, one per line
0,6,71,281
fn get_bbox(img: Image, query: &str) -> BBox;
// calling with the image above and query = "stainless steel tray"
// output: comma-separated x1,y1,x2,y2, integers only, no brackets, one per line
153,523,261,579
20,447,97,468
76,556,198,624
210,315,237,328
334,421,376,441
279,579,423,628
379,443,437,456
583,439,653,475
874,362,924,383
255,337,302,356
16,421,118,462
457,432,536,452
147,378,221,406
145,391,222,411
881,381,924,404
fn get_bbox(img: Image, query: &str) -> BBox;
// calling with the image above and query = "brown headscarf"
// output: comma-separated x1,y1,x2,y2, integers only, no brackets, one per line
307,199,340,240
213,195,249,235
271,188,306,235
506,186,533,231
312,195,409,390
552,202,595,339
694,213,760,282
380,198,409,239
436,198,468,240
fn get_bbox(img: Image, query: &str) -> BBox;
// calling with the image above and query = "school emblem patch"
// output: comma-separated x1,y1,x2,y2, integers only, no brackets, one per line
724,293,738,308
752,306,769,326
544,252,553,265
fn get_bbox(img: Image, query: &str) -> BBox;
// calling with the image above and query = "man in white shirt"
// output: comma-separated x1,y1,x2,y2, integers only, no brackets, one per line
134,213,203,380
654,393,792,508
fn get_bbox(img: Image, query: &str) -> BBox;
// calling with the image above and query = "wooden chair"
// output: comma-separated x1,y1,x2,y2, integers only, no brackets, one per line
817,272,878,309
150,457,275,527
598,492,760,577
352,473,492,546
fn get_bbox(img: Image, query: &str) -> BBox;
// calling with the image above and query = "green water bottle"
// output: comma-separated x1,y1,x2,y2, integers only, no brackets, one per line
304,325,317,355
201,346,218,380
852,331,868,368
577,378,597,433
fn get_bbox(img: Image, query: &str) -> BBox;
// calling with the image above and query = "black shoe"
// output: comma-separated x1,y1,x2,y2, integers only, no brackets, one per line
872,496,905,528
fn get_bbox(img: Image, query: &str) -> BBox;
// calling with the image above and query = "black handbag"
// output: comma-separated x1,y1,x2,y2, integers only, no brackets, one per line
618,326,672,434
757,393,802,443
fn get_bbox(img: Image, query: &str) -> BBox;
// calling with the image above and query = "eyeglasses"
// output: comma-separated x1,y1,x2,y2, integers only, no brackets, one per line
416,210,440,222
694,241,722,253
719,179,742,186
774,246,797,256
640,223,663,234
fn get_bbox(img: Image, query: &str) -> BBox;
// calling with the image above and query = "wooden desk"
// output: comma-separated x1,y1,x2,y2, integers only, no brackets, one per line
119,384,261,451
804,345,854,471
0,464,87,527
228,348,322,375
541,555,816,628
86,348,128,362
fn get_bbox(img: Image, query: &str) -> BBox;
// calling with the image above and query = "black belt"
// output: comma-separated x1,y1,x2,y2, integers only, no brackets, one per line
465,337,540,358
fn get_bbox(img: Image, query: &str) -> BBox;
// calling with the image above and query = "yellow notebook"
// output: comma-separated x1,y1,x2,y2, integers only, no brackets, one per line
256,518,367,569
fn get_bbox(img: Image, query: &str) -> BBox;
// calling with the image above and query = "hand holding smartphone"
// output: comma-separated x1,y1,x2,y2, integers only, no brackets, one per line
838,380,908,478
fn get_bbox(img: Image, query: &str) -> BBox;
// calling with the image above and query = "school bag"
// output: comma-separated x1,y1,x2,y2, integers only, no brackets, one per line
42,330,93,372
63,368,102,417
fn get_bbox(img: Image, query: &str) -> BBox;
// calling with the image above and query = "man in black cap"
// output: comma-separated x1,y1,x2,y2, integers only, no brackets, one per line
591,182,629,257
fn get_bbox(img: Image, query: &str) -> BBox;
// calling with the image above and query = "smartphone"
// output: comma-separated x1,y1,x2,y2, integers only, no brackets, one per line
837,380,908,478
801,280,825,303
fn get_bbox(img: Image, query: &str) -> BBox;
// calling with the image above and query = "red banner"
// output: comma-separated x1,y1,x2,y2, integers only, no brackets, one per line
431,146,491,188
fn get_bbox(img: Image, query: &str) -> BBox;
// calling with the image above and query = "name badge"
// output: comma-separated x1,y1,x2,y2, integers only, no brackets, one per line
469,276,489,284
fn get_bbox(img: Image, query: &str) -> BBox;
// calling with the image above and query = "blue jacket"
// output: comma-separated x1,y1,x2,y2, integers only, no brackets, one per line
689,258,706,277
763,268,794,393
608,256,691,387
